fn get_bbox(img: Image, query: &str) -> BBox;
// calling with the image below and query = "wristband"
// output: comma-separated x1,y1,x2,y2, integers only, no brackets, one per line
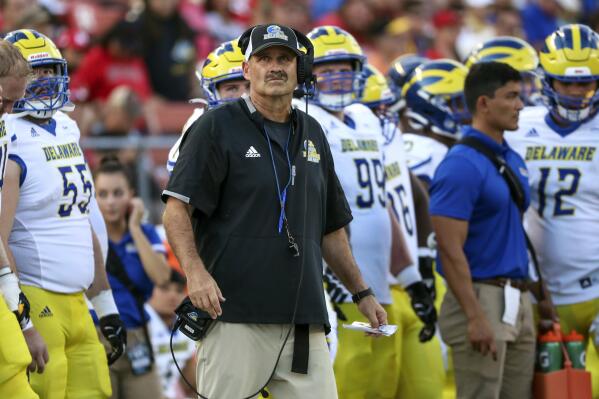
351,287,374,304
0,268,20,312
396,264,422,289
90,290,119,319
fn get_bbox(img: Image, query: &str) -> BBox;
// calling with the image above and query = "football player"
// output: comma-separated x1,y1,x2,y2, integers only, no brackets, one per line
504,24,599,398
401,59,470,189
301,26,411,399
465,36,543,106
167,39,249,174
360,64,444,399
0,38,46,399
387,54,428,133
0,29,126,398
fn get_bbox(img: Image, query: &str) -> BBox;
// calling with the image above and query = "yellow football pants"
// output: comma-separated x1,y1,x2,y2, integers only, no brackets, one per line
554,298,599,399
390,285,445,399
334,303,396,399
0,295,38,399
22,285,111,399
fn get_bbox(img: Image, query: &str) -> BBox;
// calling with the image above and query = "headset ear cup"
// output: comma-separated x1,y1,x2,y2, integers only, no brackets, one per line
297,56,306,85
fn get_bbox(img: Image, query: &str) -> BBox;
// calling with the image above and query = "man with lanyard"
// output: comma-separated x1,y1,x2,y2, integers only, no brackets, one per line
430,61,535,398
162,23,386,398
505,24,599,397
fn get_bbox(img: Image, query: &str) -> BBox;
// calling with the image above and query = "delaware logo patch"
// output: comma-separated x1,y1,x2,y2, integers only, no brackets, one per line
303,140,320,163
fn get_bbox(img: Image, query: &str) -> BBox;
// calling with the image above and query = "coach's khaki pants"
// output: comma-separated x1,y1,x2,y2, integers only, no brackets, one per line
439,283,536,399
196,322,338,399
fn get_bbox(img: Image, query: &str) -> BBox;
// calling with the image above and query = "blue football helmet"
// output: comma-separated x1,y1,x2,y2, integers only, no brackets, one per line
387,54,428,112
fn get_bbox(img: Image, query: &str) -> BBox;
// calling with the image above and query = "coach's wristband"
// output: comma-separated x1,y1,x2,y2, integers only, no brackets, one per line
91,290,119,319
351,287,374,304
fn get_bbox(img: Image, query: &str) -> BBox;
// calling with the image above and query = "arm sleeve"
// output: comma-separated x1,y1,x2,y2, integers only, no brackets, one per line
429,155,482,221
322,130,353,234
161,112,227,218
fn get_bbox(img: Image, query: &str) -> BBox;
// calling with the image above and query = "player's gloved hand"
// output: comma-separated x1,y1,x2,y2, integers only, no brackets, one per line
418,247,436,301
99,314,127,365
0,267,32,330
405,281,437,342
91,289,127,365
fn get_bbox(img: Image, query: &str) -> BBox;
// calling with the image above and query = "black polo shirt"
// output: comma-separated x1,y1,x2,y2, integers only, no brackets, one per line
162,96,352,326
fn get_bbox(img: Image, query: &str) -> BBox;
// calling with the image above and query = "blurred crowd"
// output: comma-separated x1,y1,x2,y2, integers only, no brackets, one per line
1,0,597,203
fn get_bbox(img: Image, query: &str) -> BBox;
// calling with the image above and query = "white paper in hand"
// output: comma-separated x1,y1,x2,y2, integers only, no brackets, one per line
502,281,520,327
342,322,398,336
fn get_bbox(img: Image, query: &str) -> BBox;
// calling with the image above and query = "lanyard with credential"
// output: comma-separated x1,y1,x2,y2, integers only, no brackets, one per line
263,122,300,256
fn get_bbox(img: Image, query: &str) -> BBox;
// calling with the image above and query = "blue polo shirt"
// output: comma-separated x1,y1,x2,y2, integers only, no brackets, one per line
107,224,166,329
429,126,530,280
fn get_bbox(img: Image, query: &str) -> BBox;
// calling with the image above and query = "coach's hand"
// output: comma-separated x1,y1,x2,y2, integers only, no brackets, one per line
100,314,127,365
357,296,387,336
188,268,225,319
468,314,497,361
23,327,49,373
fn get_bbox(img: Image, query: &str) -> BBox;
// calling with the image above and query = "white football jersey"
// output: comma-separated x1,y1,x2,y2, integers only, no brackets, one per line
5,111,95,293
299,100,392,304
505,106,599,305
146,305,195,399
382,121,418,285
402,133,448,184
166,107,205,174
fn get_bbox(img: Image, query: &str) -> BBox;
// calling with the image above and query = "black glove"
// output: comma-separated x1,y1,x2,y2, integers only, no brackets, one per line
99,314,127,365
418,250,436,301
405,281,437,342
14,291,31,330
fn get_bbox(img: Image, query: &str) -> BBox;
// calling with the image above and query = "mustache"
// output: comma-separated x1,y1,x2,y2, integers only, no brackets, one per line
266,72,287,81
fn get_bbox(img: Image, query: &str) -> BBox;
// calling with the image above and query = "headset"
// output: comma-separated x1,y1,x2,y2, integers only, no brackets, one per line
238,25,316,96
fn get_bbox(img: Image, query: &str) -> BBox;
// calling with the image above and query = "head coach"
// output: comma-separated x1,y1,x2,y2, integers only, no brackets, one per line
161,23,386,398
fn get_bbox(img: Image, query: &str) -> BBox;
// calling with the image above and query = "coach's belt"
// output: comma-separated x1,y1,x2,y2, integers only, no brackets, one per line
475,277,530,292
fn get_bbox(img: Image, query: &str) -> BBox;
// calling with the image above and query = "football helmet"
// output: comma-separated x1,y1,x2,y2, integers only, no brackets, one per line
307,26,366,110
360,64,398,143
402,59,470,138
466,36,542,106
539,24,599,123
387,54,428,112
200,40,246,107
4,29,72,118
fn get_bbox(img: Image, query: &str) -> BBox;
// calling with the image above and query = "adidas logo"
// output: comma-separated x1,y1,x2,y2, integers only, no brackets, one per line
245,146,261,158
31,128,39,137
39,306,53,318
525,128,539,137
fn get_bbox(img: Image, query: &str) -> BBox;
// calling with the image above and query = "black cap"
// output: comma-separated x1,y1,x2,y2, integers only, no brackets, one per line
242,24,303,61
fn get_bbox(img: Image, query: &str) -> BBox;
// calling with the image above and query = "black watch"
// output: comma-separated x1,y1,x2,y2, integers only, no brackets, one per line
351,287,374,304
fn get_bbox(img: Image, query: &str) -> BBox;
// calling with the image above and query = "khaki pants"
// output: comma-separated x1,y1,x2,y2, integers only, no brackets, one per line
439,283,536,399
196,322,337,399
105,326,162,399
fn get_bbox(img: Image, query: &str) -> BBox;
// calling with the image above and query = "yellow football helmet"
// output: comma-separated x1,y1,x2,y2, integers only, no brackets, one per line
360,64,395,108
402,59,469,138
307,26,365,110
465,36,542,105
4,29,72,118
200,40,246,106
539,24,599,123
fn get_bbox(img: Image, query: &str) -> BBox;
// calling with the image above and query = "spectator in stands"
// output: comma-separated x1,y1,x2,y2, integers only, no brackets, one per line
95,156,171,399
493,5,524,38
204,0,246,43
132,0,197,101
426,9,461,60
146,270,196,399
456,0,495,60
70,20,153,104
521,0,560,50
56,28,91,73
316,0,377,44
0,0,37,33
270,0,312,34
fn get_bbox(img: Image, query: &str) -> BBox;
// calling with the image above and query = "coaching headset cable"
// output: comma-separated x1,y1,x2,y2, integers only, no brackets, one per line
170,90,314,399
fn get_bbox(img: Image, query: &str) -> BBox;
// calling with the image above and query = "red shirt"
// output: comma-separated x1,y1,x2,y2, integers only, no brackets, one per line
70,46,152,103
